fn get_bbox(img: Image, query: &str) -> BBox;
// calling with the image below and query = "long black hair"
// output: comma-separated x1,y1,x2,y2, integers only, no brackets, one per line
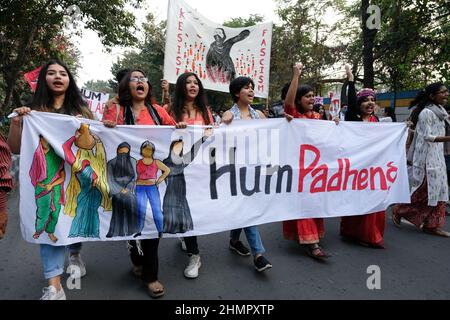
118,69,160,125
170,72,211,125
313,104,328,120
294,84,314,113
31,59,92,119
409,82,446,127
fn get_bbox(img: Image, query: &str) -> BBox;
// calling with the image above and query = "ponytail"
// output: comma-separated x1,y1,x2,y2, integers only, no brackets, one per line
409,82,445,127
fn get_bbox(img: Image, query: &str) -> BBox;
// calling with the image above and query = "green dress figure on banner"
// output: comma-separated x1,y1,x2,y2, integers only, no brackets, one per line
68,160,102,238
29,136,65,243
63,124,111,239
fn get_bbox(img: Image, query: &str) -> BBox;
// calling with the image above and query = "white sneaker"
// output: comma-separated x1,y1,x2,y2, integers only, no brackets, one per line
179,237,187,251
67,254,87,278
184,254,201,278
39,285,66,300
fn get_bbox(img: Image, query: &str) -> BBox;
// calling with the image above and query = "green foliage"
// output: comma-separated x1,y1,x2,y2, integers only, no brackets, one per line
0,0,143,113
270,0,346,100
111,13,166,104
223,14,265,28
338,0,449,91
83,80,115,94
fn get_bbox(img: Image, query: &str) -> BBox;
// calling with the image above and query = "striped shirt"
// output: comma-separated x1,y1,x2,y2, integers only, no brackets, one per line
0,135,13,213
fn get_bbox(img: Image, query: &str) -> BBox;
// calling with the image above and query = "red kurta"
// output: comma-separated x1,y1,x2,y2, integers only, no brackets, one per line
283,104,324,244
340,115,386,247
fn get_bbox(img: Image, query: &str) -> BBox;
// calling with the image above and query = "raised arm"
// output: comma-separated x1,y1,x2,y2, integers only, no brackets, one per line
161,79,171,106
182,129,212,165
344,64,358,121
226,30,250,46
284,63,303,116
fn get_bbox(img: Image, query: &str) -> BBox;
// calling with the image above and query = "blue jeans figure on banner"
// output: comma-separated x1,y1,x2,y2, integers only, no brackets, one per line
136,185,164,235
134,141,171,238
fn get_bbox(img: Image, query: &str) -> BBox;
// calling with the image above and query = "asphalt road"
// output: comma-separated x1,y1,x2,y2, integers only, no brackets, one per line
1,188,450,300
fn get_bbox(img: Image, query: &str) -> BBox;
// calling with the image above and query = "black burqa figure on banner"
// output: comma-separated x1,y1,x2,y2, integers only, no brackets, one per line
106,142,139,237
206,28,250,83
163,130,212,234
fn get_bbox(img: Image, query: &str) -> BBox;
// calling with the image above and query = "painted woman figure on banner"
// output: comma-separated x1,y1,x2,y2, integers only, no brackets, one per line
162,128,212,234
29,135,65,243
134,141,171,238
106,142,139,238
206,28,250,83
63,123,111,238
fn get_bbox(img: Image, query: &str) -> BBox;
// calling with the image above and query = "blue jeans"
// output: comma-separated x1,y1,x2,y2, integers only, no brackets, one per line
40,243,82,279
230,226,265,256
136,185,163,233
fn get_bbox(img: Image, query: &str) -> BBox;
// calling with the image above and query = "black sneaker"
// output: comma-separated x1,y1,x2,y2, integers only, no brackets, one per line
254,256,272,272
229,240,251,256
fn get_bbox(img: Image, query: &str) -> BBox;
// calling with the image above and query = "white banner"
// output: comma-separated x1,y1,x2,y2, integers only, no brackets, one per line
20,112,410,245
81,88,110,121
163,0,272,98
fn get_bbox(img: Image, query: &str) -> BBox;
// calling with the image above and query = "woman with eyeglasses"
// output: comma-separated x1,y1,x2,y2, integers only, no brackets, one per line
102,69,182,298
393,82,450,237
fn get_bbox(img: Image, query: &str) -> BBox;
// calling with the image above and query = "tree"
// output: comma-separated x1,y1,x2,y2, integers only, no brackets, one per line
338,0,449,92
0,30,80,108
223,14,265,28
375,0,450,90
83,80,114,94
0,0,143,113
111,13,166,103
361,0,378,88
270,0,346,100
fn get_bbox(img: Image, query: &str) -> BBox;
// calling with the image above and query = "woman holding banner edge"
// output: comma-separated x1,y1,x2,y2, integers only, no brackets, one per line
165,71,214,279
339,64,386,249
282,62,338,260
7,59,93,300
220,76,273,272
102,68,180,298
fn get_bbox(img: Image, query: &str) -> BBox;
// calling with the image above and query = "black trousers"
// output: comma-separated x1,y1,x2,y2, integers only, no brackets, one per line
184,236,199,255
128,238,159,283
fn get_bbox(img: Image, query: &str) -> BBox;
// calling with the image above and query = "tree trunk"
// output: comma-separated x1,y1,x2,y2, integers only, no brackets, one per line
361,0,378,89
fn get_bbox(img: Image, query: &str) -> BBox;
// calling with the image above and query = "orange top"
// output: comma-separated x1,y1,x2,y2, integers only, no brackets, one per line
102,103,176,126
285,102,322,120
181,109,214,125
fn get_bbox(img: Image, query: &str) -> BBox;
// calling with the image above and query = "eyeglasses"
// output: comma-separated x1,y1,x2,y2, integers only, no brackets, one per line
130,76,148,82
